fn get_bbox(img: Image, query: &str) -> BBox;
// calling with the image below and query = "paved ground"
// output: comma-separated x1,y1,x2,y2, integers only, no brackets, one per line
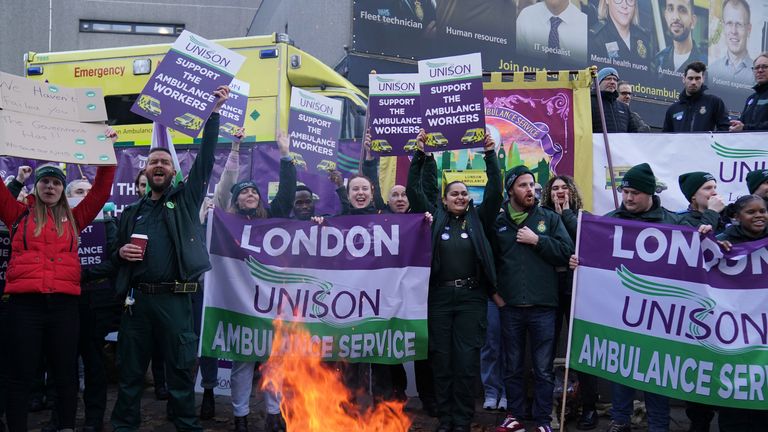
22,384,705,432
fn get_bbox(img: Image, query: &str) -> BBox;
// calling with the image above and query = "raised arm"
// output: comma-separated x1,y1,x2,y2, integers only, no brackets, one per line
267,131,297,218
477,134,503,229
213,139,240,211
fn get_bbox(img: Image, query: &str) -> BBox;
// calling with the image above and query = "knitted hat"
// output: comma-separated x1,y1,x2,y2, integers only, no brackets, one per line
230,180,260,207
597,67,619,83
678,171,716,202
35,164,66,185
746,169,768,194
621,163,656,195
505,165,534,191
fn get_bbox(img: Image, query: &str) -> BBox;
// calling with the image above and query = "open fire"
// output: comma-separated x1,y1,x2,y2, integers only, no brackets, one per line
260,319,412,431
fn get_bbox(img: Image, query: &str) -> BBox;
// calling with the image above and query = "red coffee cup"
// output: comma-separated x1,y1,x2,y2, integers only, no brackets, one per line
130,234,148,259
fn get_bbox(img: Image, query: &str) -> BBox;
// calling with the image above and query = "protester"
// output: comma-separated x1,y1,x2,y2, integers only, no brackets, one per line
569,163,691,432
677,171,727,231
407,128,502,432
134,170,147,198
746,169,768,200
591,68,638,133
213,129,295,432
662,62,729,132
109,86,228,431
0,131,117,432
491,166,573,432
729,53,768,131
66,179,93,198
539,175,599,430
616,81,650,132
716,194,768,432
653,0,705,76
480,301,506,412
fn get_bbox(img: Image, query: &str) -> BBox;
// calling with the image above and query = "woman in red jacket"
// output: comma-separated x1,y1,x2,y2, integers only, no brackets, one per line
0,137,116,432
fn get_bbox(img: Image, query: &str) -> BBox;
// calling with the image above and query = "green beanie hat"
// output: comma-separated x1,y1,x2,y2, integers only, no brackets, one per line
678,171,715,202
621,163,656,195
35,164,66,186
746,169,768,194
505,165,534,192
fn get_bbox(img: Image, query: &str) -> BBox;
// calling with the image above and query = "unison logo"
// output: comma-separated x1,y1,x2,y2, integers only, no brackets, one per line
426,61,472,79
184,35,231,68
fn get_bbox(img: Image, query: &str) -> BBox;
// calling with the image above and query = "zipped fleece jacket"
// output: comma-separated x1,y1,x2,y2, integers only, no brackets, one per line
662,86,729,132
0,165,115,295
113,113,219,297
490,202,574,307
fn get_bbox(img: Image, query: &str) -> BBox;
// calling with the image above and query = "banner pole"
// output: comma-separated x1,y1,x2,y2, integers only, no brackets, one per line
560,210,585,431
358,70,375,174
591,66,619,209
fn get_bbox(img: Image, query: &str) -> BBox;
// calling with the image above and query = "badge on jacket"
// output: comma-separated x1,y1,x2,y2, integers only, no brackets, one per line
166,201,175,209
537,220,547,233
637,40,647,59
699,106,707,115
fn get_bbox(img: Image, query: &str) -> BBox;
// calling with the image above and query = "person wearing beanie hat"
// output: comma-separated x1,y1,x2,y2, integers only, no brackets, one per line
591,68,639,133
211,129,295,431
571,161,715,432
676,171,726,231
111,86,229,432
0,129,117,432
746,169,768,198
491,166,574,432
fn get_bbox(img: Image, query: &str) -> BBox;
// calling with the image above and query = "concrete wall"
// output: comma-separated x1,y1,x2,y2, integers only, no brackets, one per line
1,0,260,75
247,0,353,70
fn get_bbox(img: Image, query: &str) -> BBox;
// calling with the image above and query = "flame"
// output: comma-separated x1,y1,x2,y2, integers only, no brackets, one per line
260,319,411,432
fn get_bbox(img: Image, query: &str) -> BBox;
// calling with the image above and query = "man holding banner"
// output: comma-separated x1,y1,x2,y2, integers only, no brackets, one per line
110,87,228,432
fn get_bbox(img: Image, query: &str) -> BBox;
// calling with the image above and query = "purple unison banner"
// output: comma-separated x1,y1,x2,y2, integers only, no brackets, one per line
218,78,249,141
418,53,485,152
131,31,245,137
288,88,343,174
78,221,109,291
0,225,8,295
368,73,421,156
571,213,768,408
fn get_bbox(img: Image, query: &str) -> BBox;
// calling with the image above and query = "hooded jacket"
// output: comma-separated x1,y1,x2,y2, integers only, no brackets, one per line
662,86,730,132
739,82,768,131
717,224,768,244
0,165,116,295
604,195,682,224
591,90,638,133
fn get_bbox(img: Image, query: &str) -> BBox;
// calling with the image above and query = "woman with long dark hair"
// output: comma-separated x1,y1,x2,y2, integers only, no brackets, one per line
1,133,117,432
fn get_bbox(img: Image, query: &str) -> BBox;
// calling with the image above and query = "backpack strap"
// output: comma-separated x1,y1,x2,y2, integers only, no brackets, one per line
10,208,30,249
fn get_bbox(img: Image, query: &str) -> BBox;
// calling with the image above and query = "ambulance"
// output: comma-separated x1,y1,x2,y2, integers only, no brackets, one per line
23,33,368,145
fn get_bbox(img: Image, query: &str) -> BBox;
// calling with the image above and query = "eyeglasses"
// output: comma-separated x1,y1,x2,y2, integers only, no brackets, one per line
752,65,768,71
620,91,633,96
612,0,636,5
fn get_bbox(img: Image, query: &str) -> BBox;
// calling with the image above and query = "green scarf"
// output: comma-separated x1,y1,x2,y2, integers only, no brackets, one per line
508,202,528,225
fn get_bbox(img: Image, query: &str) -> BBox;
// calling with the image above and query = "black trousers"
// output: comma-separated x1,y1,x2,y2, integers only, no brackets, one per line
0,298,9,425
6,294,80,432
79,300,119,426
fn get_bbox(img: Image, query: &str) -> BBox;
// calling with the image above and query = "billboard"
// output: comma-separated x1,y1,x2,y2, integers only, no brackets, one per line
352,0,768,127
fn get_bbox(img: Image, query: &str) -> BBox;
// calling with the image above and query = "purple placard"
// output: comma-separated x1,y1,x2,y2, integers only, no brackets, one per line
130,31,245,137
578,213,768,290
78,221,109,291
418,53,485,152
218,78,249,141
209,209,432,270
368,74,421,156
288,88,343,174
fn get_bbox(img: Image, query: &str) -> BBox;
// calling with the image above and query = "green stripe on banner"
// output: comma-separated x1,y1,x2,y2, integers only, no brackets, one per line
201,306,428,364
569,319,768,409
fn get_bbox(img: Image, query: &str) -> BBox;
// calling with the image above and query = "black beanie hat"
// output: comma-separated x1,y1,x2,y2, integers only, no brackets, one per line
746,169,768,194
35,164,67,186
678,171,715,202
230,180,261,207
621,163,656,195
505,165,534,192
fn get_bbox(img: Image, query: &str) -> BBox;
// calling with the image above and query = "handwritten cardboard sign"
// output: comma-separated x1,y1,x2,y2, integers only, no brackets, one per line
131,30,246,137
0,110,115,164
0,71,106,122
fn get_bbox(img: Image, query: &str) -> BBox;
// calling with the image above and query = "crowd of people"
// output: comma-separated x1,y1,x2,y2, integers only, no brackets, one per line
0,49,767,432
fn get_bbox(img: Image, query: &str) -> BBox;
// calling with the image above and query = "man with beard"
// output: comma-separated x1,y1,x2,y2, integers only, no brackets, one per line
110,86,229,432
491,165,573,432
662,62,730,132
654,0,705,77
